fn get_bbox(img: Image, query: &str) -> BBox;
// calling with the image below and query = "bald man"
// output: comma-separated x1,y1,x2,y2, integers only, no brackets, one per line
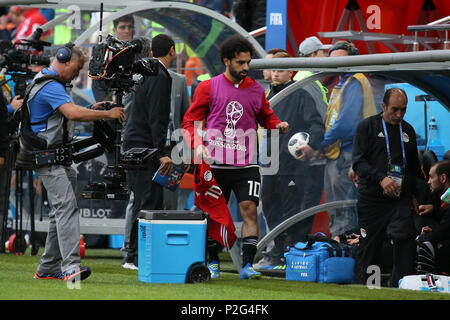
352,88,428,287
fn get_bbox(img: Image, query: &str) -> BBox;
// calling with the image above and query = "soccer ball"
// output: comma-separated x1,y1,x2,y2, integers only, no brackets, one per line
288,132,310,159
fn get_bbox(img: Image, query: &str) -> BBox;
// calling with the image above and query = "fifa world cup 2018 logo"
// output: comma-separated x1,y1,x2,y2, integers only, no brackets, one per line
224,101,243,138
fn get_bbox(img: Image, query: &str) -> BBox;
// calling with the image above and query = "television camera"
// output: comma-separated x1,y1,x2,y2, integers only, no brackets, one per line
88,34,158,93
0,28,51,99
80,34,160,201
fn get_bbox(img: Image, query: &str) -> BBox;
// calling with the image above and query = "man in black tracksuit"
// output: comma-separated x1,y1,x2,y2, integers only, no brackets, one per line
352,88,428,287
121,34,175,267
257,51,325,268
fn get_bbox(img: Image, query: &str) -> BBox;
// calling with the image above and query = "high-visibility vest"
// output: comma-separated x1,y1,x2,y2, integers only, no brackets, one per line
323,73,376,160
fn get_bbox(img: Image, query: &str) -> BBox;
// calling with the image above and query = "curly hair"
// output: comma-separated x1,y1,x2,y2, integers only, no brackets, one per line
219,35,254,65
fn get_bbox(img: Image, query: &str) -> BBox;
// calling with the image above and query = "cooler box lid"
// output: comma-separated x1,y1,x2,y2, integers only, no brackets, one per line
139,210,206,221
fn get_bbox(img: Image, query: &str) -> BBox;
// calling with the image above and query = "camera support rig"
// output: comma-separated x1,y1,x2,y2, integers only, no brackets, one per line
80,89,158,201
80,34,159,201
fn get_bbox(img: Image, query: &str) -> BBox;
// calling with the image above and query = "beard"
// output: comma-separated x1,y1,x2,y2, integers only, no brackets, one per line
229,65,247,81
431,185,445,196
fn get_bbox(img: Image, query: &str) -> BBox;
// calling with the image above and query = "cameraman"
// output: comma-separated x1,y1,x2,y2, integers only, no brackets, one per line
24,45,124,281
121,34,176,269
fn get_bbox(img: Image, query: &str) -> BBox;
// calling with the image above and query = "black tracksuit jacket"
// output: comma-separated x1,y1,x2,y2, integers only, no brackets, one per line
123,62,172,160
352,112,427,204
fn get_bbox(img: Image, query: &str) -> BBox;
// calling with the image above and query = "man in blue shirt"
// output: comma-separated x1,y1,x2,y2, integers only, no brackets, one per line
29,59,123,132
27,45,124,282
28,65,73,132
315,41,376,238
318,74,364,153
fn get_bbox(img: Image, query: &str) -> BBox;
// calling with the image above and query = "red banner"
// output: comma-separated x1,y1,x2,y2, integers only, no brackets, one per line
287,0,450,55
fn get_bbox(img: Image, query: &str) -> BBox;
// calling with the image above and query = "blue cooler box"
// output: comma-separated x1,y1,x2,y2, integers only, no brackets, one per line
138,210,207,283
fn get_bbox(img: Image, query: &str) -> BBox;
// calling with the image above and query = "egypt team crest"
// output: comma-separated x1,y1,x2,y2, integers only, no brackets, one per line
402,132,410,143
204,170,212,182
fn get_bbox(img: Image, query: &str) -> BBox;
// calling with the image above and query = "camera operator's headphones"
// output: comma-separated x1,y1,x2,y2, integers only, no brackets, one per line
328,41,359,56
56,42,75,63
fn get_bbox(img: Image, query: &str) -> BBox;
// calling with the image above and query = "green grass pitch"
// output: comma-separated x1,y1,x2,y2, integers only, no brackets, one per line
1,248,449,301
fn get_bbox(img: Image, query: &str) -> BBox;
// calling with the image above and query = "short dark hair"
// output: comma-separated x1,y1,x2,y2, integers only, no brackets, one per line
328,40,359,56
219,35,254,65
151,34,175,58
272,51,291,58
383,87,408,106
267,48,288,55
435,160,450,180
113,15,134,28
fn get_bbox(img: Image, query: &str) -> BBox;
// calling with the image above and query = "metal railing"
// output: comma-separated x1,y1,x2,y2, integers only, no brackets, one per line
407,16,450,51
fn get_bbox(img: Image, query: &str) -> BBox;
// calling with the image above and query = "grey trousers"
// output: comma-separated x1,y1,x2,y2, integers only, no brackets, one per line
324,150,358,237
35,165,80,273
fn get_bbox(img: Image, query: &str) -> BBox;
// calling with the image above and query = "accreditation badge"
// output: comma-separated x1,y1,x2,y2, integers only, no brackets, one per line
387,164,403,197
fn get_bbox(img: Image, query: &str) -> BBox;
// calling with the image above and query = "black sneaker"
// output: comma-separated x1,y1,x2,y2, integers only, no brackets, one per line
61,266,91,281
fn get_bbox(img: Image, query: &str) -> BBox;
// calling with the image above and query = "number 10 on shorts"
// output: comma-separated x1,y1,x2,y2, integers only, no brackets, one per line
248,181,261,198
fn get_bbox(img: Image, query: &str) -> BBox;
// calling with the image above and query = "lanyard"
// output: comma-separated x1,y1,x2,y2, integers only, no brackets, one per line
381,117,406,167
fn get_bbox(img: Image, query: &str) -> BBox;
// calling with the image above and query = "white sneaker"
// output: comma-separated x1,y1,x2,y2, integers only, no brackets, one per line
122,262,138,270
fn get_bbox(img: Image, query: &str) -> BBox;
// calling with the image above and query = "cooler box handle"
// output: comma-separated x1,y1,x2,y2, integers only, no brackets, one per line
166,231,190,245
